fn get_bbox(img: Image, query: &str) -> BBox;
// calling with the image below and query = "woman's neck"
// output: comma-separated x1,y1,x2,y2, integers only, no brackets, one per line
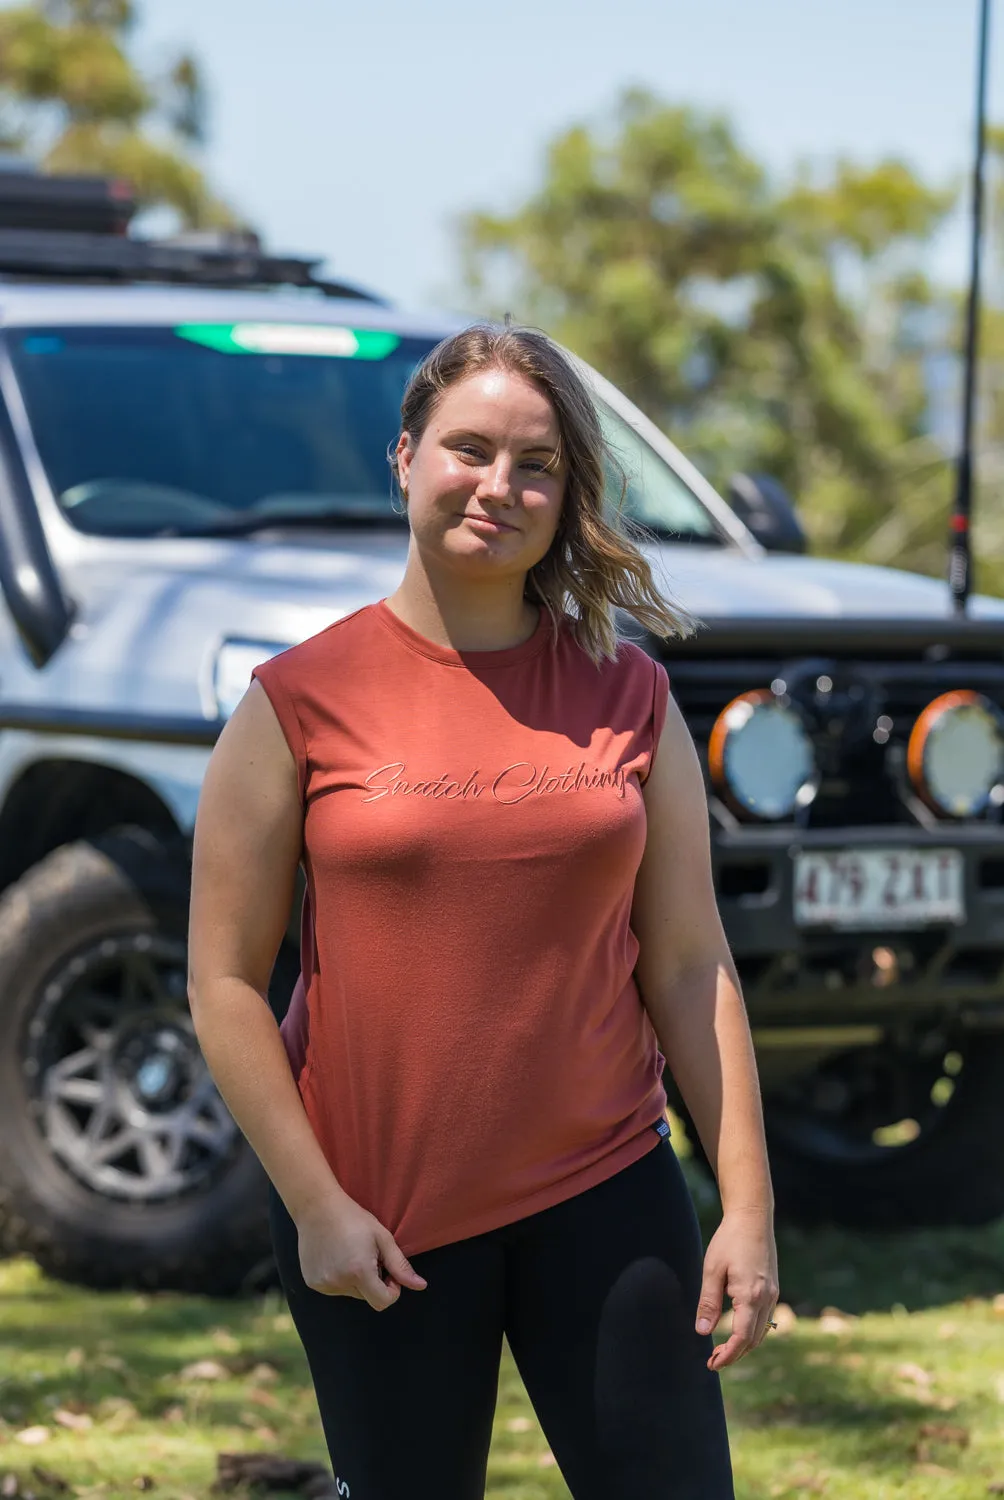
384,567,539,653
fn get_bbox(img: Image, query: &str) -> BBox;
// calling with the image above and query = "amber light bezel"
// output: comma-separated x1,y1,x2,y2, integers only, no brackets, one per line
907,689,1004,818
708,688,817,821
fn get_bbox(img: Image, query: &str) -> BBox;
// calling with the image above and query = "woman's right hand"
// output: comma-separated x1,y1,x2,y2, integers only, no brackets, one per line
296,1192,428,1311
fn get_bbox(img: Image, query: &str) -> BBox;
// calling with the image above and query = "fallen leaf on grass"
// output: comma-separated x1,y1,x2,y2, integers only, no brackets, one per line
210,1329,240,1354
213,1453,335,1497
914,1421,970,1465
179,1360,227,1382
95,1400,138,1433
537,1452,557,1468
937,1321,958,1339
245,1389,280,1411
14,1430,50,1448
247,1365,279,1386
817,1308,856,1335
52,1412,92,1434
31,1471,69,1495
62,1352,84,1372
505,1417,533,1432
895,1362,933,1388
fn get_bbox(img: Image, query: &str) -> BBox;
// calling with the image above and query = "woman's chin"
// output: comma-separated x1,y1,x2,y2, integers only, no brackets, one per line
428,534,530,576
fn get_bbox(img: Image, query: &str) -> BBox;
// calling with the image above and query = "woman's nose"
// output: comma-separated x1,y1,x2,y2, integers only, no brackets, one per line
477,461,515,504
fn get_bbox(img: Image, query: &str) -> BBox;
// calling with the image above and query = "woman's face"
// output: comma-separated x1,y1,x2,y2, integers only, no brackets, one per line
395,369,565,582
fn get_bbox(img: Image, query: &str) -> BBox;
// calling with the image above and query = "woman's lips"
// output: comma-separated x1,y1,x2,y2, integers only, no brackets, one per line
463,514,518,533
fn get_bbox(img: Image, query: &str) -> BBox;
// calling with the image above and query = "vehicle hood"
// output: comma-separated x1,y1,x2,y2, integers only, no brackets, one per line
26,532,1004,716
644,545,1004,621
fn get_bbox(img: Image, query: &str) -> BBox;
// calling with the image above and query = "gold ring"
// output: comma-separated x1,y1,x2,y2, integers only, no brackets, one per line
767,1319,778,1330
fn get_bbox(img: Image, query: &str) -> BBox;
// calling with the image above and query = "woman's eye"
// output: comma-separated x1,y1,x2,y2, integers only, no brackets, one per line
455,444,484,460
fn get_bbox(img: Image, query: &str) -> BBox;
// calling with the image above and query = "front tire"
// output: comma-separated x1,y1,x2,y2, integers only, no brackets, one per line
762,1029,1004,1229
0,829,295,1294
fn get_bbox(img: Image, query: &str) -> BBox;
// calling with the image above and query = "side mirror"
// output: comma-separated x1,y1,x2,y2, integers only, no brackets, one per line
727,473,807,555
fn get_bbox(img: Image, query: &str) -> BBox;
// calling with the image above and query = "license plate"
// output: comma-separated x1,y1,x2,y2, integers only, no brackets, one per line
793,848,965,928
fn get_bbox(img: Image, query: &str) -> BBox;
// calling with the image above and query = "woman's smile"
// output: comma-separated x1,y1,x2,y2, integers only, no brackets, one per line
462,513,520,534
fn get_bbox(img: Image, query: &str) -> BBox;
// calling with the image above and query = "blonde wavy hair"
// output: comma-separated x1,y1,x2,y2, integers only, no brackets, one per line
390,323,697,663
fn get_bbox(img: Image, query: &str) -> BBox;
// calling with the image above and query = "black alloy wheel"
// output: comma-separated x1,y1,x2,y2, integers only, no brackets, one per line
24,932,239,1205
0,828,297,1293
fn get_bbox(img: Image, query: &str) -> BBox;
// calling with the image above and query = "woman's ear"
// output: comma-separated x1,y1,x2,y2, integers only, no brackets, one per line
395,432,413,495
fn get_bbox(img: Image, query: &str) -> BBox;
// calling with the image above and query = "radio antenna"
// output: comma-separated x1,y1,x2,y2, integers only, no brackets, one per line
951,0,992,615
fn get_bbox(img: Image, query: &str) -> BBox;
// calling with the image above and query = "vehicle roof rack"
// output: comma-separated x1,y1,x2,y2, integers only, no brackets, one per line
0,227,384,302
0,166,383,302
0,166,134,235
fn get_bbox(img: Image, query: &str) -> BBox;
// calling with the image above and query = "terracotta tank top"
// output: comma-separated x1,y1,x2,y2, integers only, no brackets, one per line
252,599,670,1256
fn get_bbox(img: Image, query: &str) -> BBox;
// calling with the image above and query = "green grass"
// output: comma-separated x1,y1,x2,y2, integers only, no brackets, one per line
4,1160,1004,1500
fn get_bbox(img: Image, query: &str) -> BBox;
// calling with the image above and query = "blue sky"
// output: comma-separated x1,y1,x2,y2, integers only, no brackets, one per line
137,0,998,312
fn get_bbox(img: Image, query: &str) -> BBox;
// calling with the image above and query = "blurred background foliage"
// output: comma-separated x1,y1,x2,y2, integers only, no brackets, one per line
461,89,1004,595
0,5,999,594
0,0,233,226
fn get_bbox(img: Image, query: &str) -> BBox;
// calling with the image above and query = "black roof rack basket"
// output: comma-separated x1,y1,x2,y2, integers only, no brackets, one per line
0,167,380,301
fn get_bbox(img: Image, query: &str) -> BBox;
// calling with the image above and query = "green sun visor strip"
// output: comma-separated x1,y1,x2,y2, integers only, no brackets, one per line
174,322,402,359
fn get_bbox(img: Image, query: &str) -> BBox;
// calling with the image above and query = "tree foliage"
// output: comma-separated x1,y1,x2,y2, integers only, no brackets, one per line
460,89,997,589
0,0,232,226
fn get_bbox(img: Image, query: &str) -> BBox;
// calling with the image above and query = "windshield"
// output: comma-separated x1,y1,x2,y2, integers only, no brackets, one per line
7,323,722,543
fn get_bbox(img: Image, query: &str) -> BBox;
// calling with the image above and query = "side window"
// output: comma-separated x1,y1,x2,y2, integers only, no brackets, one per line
597,402,720,542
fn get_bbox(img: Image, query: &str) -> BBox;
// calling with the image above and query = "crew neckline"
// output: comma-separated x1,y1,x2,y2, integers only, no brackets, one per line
374,597,552,668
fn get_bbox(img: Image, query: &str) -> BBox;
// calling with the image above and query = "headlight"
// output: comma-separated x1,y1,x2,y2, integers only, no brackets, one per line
907,690,1004,817
213,638,290,719
709,690,817,820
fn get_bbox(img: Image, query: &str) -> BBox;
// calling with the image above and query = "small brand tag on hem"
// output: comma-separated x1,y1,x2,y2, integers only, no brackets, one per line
653,1117,671,1139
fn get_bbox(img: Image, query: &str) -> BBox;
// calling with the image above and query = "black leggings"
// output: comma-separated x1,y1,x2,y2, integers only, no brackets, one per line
269,1140,734,1500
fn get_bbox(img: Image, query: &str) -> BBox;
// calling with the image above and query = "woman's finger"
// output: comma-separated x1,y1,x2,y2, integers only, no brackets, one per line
708,1299,761,1368
695,1258,727,1335
377,1230,428,1292
359,1265,401,1311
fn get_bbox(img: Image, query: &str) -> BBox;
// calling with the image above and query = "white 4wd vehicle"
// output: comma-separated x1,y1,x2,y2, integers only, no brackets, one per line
2,171,1004,1293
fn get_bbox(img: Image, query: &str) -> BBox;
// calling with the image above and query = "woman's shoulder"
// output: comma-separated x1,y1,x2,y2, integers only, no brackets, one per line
551,622,668,734
554,617,666,684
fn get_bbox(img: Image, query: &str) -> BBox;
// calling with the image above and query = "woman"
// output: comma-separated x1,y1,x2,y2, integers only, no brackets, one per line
188,324,779,1500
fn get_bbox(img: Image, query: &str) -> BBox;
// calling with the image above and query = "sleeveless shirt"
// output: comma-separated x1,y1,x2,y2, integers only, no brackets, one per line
252,599,671,1256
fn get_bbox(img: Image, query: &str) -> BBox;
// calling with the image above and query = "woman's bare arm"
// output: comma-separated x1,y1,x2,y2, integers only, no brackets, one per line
633,690,778,1366
188,681,341,1220
188,681,425,1308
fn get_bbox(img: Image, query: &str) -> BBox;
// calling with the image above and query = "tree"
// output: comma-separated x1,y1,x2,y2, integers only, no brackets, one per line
460,90,971,585
0,0,234,227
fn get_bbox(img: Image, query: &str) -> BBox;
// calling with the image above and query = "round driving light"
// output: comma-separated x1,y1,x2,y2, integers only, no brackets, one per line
708,690,817,820
907,690,1004,817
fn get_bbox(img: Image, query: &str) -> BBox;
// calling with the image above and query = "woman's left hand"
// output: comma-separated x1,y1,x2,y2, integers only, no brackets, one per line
695,1207,779,1371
